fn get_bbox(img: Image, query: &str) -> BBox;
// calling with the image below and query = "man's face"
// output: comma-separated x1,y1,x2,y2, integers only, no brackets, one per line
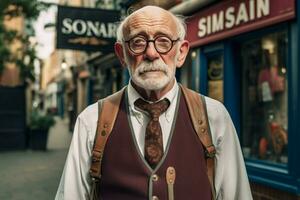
115,7,189,91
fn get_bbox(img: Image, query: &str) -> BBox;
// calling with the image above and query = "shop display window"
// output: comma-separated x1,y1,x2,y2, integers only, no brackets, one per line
207,53,224,102
240,31,288,164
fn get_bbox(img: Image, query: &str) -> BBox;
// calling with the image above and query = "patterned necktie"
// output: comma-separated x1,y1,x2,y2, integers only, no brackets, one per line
134,98,170,168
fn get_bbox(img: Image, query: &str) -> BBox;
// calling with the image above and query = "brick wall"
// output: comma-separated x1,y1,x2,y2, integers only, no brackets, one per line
251,183,300,200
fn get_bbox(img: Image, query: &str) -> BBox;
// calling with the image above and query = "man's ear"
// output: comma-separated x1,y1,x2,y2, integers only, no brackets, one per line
114,42,126,67
176,40,190,68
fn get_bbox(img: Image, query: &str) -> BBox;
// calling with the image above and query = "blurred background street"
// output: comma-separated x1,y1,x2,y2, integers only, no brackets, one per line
0,117,71,200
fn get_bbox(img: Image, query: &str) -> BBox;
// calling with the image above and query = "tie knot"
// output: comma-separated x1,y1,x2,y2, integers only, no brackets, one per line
134,98,170,119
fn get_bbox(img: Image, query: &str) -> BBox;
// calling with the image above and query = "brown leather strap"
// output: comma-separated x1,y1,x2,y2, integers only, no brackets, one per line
180,84,216,199
90,87,126,180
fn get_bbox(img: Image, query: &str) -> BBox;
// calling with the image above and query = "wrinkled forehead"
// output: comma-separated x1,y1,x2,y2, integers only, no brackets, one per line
123,7,178,39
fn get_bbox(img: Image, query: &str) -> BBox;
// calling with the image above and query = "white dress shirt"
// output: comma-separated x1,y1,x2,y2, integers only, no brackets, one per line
55,82,253,200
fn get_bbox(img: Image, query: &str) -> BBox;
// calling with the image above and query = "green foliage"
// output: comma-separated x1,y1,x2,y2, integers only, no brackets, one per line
16,35,40,81
0,0,49,81
30,109,55,131
0,0,49,20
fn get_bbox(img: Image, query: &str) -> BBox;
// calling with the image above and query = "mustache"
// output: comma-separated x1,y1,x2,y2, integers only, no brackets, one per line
137,60,168,75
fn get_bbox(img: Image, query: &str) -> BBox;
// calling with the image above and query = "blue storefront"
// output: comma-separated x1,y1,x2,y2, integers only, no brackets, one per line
183,0,300,198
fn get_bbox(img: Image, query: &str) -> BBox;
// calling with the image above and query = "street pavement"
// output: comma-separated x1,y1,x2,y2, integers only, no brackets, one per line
0,116,72,200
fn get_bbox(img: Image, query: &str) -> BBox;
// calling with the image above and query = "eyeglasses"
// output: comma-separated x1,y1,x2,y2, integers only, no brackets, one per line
125,35,180,55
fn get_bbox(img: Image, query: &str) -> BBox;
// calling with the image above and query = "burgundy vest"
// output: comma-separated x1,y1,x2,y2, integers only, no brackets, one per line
98,91,212,200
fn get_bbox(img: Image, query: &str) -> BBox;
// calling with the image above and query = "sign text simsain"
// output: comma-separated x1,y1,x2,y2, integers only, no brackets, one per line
198,0,270,38
186,0,295,47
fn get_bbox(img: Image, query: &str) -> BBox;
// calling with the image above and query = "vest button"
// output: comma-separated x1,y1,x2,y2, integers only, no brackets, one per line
152,196,159,200
152,174,159,182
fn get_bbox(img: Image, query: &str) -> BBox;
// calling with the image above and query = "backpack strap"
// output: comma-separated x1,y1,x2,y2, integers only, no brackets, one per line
90,87,126,181
180,84,216,200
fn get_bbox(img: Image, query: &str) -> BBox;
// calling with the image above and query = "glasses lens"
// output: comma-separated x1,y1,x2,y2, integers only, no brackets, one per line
155,36,172,53
129,37,147,54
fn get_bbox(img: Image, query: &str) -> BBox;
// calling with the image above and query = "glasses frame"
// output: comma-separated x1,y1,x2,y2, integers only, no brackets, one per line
124,35,180,55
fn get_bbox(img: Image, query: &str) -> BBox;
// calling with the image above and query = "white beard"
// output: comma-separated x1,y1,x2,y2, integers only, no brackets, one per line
129,59,175,91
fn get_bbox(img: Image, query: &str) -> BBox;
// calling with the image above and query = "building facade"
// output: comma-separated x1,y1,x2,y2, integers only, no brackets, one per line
182,0,300,199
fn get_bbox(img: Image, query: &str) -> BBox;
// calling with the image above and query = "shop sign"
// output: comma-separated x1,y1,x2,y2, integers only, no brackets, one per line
56,5,120,52
186,0,295,47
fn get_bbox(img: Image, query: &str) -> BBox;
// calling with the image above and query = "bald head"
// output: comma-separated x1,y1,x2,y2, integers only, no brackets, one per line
129,6,173,19
116,6,186,42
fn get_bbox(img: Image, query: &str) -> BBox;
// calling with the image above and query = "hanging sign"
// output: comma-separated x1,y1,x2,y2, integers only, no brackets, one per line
186,0,295,47
56,5,120,52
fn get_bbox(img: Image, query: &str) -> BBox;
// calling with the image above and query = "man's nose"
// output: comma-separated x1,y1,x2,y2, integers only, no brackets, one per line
143,42,159,61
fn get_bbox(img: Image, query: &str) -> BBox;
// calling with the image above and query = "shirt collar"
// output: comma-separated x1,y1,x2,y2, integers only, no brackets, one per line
127,80,179,123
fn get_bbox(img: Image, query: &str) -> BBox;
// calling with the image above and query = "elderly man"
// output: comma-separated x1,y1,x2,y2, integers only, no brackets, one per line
56,5,252,200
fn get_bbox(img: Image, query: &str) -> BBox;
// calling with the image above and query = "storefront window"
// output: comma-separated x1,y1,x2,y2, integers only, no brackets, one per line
240,31,288,164
207,53,224,102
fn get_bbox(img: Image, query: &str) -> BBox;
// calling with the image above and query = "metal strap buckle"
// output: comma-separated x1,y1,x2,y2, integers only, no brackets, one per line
205,145,216,158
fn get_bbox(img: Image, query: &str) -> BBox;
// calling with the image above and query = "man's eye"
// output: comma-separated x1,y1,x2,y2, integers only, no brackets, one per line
132,38,146,45
156,37,170,44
